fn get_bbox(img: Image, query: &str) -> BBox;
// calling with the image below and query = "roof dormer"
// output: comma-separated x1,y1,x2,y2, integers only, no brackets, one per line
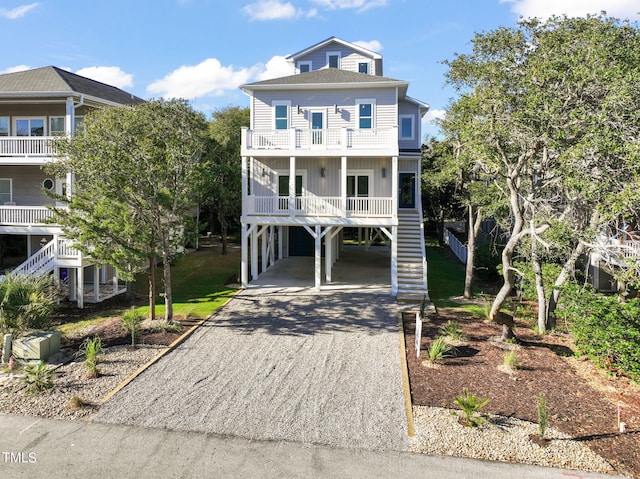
286,36,383,76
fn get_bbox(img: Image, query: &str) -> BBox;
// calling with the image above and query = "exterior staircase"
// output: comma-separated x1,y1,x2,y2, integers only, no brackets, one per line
397,209,429,301
12,238,81,277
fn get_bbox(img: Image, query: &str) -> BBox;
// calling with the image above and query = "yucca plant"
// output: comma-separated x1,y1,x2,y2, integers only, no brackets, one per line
455,388,490,427
23,361,54,394
427,337,454,362
439,320,464,343
82,335,102,378
121,309,144,347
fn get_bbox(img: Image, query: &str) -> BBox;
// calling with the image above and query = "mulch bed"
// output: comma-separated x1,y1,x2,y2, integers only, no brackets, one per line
403,309,640,477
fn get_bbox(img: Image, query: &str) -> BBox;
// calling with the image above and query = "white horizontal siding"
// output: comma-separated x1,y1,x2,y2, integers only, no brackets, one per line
296,46,378,74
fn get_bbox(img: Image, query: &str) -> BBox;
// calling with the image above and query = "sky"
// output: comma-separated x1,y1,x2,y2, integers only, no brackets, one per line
1,0,638,139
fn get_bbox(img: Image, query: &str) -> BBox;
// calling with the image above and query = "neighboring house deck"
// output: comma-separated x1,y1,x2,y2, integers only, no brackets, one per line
0,66,143,306
240,37,429,300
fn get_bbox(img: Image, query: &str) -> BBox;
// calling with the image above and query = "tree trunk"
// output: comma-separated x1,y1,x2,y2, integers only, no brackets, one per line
531,241,547,334
546,241,586,330
148,256,156,321
218,209,228,256
464,205,483,299
162,252,173,322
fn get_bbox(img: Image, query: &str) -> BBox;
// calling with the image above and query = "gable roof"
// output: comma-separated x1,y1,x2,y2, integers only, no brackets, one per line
0,66,144,105
242,69,408,95
285,36,382,62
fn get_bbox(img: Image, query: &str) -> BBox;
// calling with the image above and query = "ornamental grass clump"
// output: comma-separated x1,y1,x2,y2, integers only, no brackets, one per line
82,335,102,378
503,350,519,371
121,309,144,347
439,320,465,344
454,388,490,427
427,337,455,363
537,392,548,440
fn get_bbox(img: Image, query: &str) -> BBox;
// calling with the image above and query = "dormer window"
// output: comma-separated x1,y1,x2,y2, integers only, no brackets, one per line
273,101,290,130
358,62,369,74
297,61,312,73
327,52,341,69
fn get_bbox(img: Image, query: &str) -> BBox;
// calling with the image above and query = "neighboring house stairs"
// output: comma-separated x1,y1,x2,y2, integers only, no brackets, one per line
397,209,429,301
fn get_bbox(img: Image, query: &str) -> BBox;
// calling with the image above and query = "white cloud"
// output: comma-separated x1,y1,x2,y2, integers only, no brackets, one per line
243,0,300,20
424,109,446,124
255,56,294,81
311,0,388,12
147,58,255,99
0,2,39,20
353,40,383,52
500,0,640,19
75,66,134,89
0,65,31,74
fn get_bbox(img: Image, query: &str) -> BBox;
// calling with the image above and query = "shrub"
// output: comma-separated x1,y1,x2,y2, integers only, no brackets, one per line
427,337,455,362
558,282,640,382
0,274,60,338
23,361,54,394
454,388,490,427
474,244,503,280
81,335,102,378
121,309,144,347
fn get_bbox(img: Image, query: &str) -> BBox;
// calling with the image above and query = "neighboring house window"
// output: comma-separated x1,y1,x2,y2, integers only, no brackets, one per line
327,52,341,69
356,99,375,129
0,179,12,204
298,61,312,73
50,117,65,135
273,101,290,130
358,62,369,74
399,115,415,140
15,117,45,136
0,117,8,136
74,116,85,132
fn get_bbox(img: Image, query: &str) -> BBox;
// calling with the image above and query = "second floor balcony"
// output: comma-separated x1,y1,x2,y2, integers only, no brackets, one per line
0,137,58,164
241,127,399,157
0,205,56,227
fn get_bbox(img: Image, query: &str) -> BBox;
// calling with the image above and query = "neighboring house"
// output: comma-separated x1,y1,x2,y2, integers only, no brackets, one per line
0,66,144,307
239,37,429,299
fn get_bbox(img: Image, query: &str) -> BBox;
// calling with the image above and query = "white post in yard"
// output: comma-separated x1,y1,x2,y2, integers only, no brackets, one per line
315,225,321,291
241,223,248,288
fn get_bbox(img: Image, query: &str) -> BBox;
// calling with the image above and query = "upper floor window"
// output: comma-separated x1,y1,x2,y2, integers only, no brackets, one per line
298,61,312,73
356,99,375,129
0,179,12,204
0,117,8,136
358,62,369,74
399,115,415,140
15,117,45,136
273,101,290,130
50,117,65,135
327,51,341,69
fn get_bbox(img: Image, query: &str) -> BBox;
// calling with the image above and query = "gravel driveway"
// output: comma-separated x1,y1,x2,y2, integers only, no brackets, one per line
94,288,408,451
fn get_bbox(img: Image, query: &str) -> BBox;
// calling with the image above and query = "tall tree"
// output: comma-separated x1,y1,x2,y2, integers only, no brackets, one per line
204,106,249,255
49,99,209,321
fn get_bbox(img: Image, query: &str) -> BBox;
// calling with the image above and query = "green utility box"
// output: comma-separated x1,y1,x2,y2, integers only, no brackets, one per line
12,331,61,361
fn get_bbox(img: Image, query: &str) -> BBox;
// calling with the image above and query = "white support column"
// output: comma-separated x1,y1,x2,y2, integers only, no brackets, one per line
261,226,267,273
341,156,347,218
68,269,76,301
391,226,398,296
392,156,398,215
289,156,296,216
314,225,321,291
269,226,275,266
93,266,100,303
241,223,249,288
326,237,332,283
113,267,118,294
65,97,74,136
278,226,283,260
77,267,84,308
251,226,259,280
26,235,32,258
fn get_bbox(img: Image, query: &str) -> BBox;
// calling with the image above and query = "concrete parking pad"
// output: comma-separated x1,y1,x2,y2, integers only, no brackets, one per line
94,287,408,451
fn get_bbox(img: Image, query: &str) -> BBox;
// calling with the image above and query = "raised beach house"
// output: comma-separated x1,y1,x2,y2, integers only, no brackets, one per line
0,66,144,306
240,37,429,299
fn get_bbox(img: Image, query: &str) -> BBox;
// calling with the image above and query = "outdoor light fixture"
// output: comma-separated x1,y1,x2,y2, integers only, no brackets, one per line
262,167,268,177
334,104,340,114
321,167,326,178
39,237,48,249
297,105,301,114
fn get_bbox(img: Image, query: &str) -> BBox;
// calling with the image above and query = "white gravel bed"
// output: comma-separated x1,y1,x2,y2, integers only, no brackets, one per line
410,406,616,474
0,345,165,420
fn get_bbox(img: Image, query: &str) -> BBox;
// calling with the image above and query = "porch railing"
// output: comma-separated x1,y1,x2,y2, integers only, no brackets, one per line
243,127,397,151
0,137,57,157
0,205,56,225
247,195,392,217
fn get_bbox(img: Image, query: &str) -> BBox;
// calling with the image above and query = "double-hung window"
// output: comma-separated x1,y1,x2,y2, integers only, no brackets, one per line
399,115,415,140
358,62,369,74
0,117,8,136
327,52,341,69
273,101,290,130
0,179,12,204
50,117,65,135
356,99,375,129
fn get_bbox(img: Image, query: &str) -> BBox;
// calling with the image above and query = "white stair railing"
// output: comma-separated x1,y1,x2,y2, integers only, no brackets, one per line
12,240,56,276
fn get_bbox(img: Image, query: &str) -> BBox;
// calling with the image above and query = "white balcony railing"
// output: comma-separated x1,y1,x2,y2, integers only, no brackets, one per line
247,196,392,218
0,206,55,225
243,127,397,151
0,137,57,157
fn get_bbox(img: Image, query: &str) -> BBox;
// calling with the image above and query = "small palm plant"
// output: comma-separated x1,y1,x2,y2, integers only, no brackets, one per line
455,388,490,427
82,335,102,378
121,309,144,347
23,361,54,394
